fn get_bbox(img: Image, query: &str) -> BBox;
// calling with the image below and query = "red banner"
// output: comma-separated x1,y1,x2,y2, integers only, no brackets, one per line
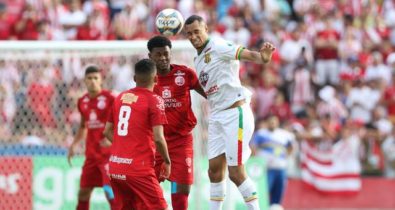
0,157,32,210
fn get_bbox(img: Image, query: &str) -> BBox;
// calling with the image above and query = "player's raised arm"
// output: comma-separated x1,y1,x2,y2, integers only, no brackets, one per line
239,42,276,64
103,122,114,142
67,116,87,166
153,125,171,179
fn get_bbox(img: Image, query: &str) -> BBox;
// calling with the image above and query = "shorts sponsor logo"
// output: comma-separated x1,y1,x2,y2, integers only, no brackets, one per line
111,174,126,180
109,155,133,164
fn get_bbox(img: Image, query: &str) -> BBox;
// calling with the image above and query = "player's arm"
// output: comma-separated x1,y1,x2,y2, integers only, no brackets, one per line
194,84,207,98
153,125,171,179
103,122,114,143
67,117,87,166
239,42,276,64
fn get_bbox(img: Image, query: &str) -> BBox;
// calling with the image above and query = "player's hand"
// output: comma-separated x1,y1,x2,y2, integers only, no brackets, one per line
159,162,171,181
100,138,112,148
67,145,75,167
260,42,276,63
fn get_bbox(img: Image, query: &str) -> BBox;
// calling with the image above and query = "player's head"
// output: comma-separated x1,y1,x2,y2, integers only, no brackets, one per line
84,65,102,94
134,59,157,88
184,15,209,50
147,35,172,72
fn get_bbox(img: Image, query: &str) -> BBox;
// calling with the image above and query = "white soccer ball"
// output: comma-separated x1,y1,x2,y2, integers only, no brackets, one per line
155,8,184,36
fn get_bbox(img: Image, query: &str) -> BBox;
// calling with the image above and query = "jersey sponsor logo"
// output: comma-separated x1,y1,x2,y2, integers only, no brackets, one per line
204,53,211,63
82,97,89,103
175,76,185,86
162,88,171,99
154,95,166,111
121,93,138,104
110,174,126,180
89,111,97,121
199,71,209,87
97,100,106,109
110,155,133,164
205,85,219,96
174,70,185,76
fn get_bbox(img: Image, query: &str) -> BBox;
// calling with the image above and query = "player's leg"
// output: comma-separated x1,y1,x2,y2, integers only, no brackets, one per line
207,116,227,210
168,136,194,210
170,182,190,210
99,163,118,210
109,175,134,210
77,161,98,210
76,187,94,210
225,104,260,210
128,172,168,210
269,169,287,205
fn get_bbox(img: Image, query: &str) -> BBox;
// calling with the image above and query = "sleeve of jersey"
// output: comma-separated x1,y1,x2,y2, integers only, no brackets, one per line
149,96,168,126
188,68,200,90
217,41,245,61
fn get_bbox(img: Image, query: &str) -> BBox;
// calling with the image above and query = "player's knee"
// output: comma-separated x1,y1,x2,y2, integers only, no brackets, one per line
78,188,93,200
208,169,224,182
228,167,247,186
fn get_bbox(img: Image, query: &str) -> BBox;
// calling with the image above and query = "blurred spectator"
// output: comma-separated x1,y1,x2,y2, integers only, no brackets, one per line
58,0,87,40
317,85,348,123
224,15,251,46
14,3,40,40
314,17,341,86
251,115,295,205
76,16,101,40
364,51,392,88
109,56,134,93
0,2,14,40
346,79,380,124
0,59,19,124
268,92,293,123
381,128,395,178
111,2,138,40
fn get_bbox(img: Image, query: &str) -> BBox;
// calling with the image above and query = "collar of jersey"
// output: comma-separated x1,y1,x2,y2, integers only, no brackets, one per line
198,37,211,56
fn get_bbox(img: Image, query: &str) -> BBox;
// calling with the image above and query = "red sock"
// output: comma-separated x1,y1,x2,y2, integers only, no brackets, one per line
171,193,189,210
109,199,119,210
76,200,89,210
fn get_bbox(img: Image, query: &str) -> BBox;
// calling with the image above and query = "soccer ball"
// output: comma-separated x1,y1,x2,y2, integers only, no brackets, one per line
155,8,184,36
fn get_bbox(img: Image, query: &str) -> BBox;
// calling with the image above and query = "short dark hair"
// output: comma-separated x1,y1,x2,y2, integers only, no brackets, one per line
147,35,172,52
134,59,156,76
85,65,100,76
185,15,204,25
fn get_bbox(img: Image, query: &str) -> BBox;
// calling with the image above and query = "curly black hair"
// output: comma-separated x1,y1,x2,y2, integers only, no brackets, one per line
147,35,172,52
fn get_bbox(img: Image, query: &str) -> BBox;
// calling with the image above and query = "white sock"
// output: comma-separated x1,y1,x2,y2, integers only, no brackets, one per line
238,178,260,210
210,180,226,210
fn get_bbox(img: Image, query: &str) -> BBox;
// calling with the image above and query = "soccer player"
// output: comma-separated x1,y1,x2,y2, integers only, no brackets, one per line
103,58,171,210
147,35,206,210
67,65,116,210
184,15,276,210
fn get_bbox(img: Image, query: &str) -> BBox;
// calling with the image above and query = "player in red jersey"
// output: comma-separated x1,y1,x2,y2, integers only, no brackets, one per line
103,58,171,210
67,66,117,210
147,35,206,210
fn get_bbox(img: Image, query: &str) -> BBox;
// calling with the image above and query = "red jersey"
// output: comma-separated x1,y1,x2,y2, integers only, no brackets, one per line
77,90,114,161
384,86,395,116
153,64,200,143
315,30,340,60
109,87,167,176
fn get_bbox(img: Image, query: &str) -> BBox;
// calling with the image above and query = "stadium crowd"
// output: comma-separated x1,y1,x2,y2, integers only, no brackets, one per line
1,0,395,179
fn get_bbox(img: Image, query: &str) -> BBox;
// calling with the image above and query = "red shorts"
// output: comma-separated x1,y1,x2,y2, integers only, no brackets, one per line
110,172,167,210
80,159,110,188
155,134,193,185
